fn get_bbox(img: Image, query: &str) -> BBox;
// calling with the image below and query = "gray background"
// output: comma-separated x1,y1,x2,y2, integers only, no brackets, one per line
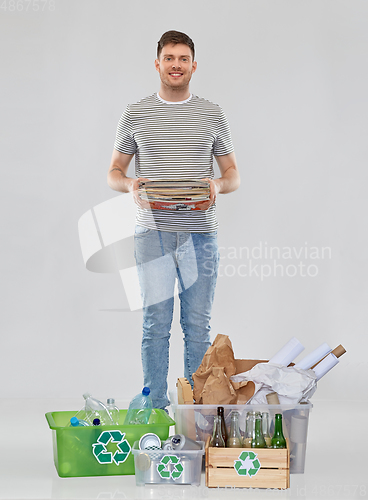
1,0,366,401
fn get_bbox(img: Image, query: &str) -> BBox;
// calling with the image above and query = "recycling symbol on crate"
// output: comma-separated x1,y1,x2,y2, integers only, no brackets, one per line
92,430,131,465
234,451,261,477
157,455,184,480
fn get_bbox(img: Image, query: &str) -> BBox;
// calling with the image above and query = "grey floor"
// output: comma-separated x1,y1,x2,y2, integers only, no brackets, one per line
0,399,366,500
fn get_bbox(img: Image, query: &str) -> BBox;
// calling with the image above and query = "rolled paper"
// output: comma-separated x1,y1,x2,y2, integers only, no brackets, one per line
290,442,307,473
310,344,346,369
332,344,346,358
295,343,332,370
266,392,280,405
268,337,305,366
290,415,309,444
313,353,339,381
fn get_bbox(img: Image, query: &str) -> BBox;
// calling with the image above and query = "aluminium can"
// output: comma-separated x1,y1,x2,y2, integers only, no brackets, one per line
162,438,173,450
170,434,202,451
139,433,162,450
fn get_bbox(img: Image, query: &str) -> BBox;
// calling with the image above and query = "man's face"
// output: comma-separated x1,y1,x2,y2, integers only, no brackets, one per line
155,43,197,91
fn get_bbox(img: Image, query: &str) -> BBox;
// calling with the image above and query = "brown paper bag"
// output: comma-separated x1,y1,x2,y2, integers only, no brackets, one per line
193,333,237,403
200,367,238,405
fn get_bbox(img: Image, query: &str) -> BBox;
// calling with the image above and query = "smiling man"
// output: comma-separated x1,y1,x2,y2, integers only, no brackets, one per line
107,30,240,410
154,41,197,99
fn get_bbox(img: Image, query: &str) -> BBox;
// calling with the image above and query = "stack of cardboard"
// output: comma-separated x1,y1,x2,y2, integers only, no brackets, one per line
138,179,210,211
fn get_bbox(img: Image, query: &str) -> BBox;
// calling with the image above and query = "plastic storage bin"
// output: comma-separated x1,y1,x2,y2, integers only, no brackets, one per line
170,392,312,474
132,441,205,486
45,409,175,477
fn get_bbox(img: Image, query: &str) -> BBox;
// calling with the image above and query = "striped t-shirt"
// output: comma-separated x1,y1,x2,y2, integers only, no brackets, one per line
114,93,234,232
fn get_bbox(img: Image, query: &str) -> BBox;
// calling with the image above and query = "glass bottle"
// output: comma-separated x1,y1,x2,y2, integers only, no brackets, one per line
217,406,228,444
227,411,242,448
262,412,272,447
271,413,286,448
244,411,260,448
210,415,225,447
251,414,266,448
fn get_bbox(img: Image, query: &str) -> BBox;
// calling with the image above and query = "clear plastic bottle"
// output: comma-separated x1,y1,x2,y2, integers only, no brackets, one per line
123,387,153,425
106,398,120,425
70,416,89,427
227,411,242,448
83,393,114,426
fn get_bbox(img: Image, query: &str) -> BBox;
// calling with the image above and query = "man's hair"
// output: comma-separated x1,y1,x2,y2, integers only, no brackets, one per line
157,30,195,60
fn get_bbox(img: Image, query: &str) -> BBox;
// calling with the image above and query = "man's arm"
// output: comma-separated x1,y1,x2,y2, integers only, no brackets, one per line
213,151,240,194
107,149,136,193
198,152,240,209
107,149,151,207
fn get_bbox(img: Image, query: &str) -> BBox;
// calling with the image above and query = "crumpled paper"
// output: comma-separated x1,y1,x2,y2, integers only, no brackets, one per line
192,334,256,404
231,362,317,405
193,334,237,404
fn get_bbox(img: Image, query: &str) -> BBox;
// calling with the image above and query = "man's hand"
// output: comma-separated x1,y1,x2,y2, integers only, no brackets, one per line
196,152,240,210
130,177,152,209
196,178,220,210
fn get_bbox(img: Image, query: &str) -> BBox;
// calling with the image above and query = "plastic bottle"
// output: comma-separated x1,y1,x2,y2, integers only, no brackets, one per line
83,393,114,426
123,387,153,425
70,416,89,427
106,398,120,425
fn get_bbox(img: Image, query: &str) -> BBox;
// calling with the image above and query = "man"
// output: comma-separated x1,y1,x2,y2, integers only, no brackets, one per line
107,30,240,409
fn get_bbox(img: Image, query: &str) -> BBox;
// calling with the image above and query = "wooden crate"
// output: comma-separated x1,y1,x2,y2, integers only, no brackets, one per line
205,437,290,489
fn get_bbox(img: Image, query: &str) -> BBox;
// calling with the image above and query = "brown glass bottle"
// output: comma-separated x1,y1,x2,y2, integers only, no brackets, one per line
217,406,228,444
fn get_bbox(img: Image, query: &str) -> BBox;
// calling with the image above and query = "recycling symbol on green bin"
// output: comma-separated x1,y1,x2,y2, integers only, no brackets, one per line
157,455,184,480
92,430,131,465
234,451,261,477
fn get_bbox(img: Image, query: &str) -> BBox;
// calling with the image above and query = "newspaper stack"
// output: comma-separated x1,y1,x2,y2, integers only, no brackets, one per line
138,179,210,211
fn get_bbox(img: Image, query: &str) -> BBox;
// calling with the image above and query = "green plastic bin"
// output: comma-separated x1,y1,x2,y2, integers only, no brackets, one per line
45,409,175,478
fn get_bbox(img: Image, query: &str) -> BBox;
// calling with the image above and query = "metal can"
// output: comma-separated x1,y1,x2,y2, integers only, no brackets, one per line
170,434,202,451
139,433,162,450
162,438,173,450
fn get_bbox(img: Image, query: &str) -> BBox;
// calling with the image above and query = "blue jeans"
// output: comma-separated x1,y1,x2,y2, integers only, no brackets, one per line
134,226,219,409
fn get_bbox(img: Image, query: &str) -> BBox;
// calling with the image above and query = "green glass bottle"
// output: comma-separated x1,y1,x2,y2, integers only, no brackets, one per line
271,413,286,449
251,415,266,448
